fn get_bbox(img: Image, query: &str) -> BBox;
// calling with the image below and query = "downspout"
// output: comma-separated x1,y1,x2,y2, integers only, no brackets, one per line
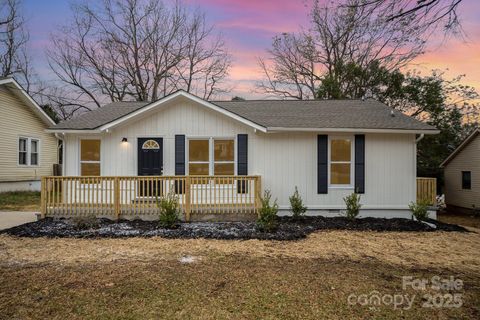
414,133,425,206
415,133,425,143
55,133,65,176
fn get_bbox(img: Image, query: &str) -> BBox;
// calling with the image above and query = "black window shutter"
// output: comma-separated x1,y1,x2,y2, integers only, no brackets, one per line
174,135,185,194
355,134,365,194
237,134,248,193
317,135,328,194
175,135,185,175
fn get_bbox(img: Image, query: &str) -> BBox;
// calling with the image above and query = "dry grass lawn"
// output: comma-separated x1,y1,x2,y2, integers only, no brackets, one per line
1,228,480,319
0,191,40,211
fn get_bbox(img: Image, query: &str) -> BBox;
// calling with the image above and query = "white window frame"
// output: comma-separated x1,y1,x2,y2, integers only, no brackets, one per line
186,136,236,176
18,137,40,167
328,135,354,189
79,138,101,176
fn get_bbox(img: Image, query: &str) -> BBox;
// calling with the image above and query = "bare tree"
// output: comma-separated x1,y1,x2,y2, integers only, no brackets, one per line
349,0,464,33
47,0,231,117
257,0,428,99
0,0,33,91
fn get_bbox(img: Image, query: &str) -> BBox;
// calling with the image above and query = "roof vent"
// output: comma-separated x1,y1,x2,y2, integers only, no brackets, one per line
390,110,395,117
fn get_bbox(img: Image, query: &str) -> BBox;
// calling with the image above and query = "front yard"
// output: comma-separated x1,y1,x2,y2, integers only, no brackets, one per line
1,229,479,319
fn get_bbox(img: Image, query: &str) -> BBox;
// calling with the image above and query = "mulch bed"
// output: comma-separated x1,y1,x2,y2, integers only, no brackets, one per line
1,216,468,240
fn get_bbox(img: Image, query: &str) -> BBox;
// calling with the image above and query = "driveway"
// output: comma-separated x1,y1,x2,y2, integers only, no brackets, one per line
0,211,37,230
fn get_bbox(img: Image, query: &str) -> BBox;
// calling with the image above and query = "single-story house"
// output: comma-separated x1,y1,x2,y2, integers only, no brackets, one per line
0,77,58,192
45,90,438,220
441,128,479,213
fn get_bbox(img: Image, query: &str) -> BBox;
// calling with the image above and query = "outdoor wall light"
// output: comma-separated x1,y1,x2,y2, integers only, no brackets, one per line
122,137,128,143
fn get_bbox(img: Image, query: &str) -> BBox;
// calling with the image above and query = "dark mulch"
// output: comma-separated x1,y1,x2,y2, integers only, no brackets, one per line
1,215,468,240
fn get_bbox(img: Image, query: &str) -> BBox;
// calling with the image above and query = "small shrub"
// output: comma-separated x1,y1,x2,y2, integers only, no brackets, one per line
409,201,429,221
289,186,307,219
72,214,99,230
343,192,362,220
256,190,279,232
157,191,180,228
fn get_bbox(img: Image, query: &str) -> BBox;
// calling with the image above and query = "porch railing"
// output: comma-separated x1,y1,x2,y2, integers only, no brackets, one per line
416,177,437,206
41,175,262,221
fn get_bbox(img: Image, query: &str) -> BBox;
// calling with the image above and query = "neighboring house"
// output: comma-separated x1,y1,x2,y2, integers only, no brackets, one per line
45,91,438,220
0,77,58,192
440,128,480,213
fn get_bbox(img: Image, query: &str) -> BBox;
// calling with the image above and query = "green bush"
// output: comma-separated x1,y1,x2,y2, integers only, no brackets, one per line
409,201,429,221
157,190,180,228
289,186,307,219
256,190,279,232
343,192,362,220
72,214,99,230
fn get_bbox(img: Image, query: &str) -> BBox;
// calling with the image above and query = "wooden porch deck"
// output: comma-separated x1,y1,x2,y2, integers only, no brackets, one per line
41,176,261,221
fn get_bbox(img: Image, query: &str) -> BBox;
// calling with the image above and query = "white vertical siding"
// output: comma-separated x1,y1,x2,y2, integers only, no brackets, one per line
251,132,415,209
64,100,417,209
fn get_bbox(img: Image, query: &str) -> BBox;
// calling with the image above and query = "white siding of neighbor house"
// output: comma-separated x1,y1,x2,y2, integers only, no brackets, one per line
63,98,416,210
0,86,57,184
444,135,480,209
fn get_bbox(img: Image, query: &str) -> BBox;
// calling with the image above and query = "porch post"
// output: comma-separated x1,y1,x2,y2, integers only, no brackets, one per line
255,176,262,217
185,176,191,222
40,177,46,219
114,177,120,220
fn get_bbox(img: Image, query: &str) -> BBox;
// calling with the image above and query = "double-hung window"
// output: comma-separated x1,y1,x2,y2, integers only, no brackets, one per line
80,139,101,176
188,138,235,175
329,137,353,187
30,140,39,165
18,137,40,166
188,139,210,175
214,139,234,175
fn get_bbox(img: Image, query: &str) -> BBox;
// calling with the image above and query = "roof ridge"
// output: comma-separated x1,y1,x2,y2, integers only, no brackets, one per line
212,99,368,103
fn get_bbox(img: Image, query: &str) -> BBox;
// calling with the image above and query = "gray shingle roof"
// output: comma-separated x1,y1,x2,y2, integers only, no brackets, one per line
51,96,436,132
52,101,148,130
214,99,435,131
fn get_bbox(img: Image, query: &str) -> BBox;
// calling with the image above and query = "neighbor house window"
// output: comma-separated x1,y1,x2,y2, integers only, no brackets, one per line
80,139,101,176
330,138,352,186
188,138,235,175
30,140,39,165
18,137,40,166
462,171,471,189
19,138,27,165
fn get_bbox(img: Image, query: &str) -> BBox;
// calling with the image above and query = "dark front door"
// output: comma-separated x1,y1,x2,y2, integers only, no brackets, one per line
138,138,163,197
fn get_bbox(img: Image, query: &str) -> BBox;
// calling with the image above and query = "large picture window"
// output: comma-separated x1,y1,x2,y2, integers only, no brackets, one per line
188,138,235,175
330,138,352,186
18,137,39,166
80,139,101,176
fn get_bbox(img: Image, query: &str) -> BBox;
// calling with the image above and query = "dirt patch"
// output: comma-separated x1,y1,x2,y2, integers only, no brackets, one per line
0,216,468,240
438,211,480,229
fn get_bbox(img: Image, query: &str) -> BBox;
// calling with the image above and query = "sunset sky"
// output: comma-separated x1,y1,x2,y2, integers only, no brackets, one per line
23,0,480,99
